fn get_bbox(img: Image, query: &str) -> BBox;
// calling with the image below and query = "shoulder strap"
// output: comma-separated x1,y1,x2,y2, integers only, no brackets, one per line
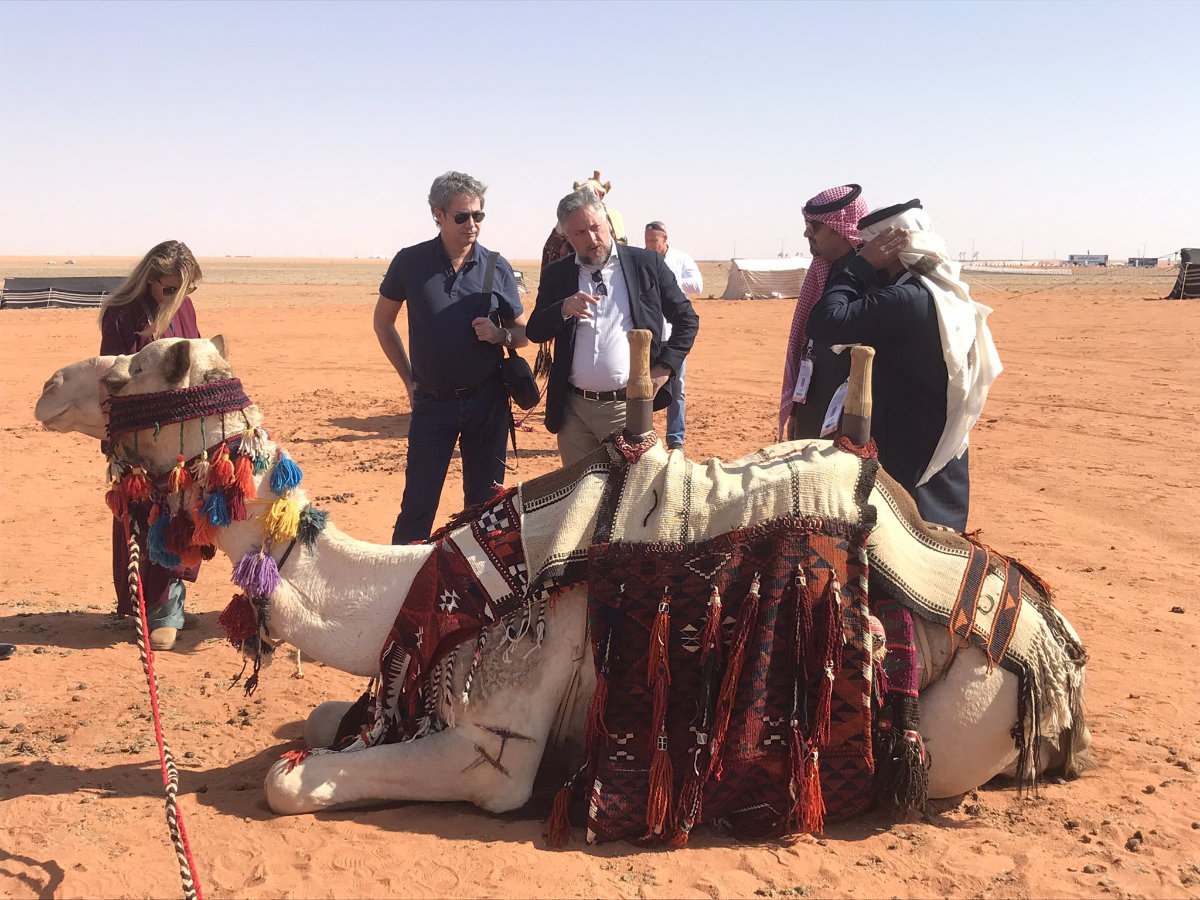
480,250,500,318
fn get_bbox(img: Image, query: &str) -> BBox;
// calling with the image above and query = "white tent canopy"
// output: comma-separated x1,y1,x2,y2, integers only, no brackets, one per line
721,257,811,299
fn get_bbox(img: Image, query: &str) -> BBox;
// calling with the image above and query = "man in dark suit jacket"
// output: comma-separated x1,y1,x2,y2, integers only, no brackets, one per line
526,188,699,466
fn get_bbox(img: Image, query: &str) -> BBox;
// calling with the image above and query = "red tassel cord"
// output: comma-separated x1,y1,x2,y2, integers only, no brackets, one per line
121,464,153,503
279,748,311,773
218,593,259,643
707,573,761,781
545,784,574,848
644,592,674,839
583,631,611,750
233,453,258,500
209,445,235,488
813,576,845,748
674,584,725,842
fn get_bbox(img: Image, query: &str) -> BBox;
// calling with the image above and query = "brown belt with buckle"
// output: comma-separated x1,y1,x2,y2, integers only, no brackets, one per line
570,385,627,401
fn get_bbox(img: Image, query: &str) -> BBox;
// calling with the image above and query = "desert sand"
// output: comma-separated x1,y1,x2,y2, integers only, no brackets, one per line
1,257,1197,899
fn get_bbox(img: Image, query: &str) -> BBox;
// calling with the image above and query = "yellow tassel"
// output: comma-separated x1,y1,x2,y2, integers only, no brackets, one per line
264,496,300,543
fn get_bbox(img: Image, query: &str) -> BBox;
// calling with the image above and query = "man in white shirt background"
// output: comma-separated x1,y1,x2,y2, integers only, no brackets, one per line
644,220,703,451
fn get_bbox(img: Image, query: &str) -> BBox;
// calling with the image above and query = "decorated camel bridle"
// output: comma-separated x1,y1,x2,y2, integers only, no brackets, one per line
106,377,329,692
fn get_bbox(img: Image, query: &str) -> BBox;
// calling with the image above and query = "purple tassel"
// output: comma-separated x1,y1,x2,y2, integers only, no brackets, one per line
232,548,281,596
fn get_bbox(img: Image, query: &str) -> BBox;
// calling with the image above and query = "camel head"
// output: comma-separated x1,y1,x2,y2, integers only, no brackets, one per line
35,336,232,440
36,355,123,439
103,335,232,397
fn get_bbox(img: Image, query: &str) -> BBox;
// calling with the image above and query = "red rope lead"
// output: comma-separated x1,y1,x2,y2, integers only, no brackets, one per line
127,520,204,900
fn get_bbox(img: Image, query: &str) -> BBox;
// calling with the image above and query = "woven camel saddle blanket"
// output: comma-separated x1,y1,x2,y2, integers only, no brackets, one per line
322,437,1084,836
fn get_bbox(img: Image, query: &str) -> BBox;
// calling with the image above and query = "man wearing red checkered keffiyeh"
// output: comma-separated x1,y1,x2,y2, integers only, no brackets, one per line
778,184,869,439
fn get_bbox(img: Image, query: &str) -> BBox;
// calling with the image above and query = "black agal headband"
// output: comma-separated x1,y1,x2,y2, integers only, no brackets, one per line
803,184,862,216
858,198,923,230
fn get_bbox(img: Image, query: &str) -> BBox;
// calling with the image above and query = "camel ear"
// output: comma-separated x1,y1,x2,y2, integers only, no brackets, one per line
210,334,227,360
165,339,192,387
572,180,582,191
601,180,611,193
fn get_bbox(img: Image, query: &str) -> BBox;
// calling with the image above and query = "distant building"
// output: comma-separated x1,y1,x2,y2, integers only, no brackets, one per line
1067,254,1108,267
1126,257,1158,268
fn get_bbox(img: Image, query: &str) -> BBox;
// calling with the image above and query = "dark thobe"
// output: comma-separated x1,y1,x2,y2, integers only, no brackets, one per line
807,255,970,530
100,295,202,615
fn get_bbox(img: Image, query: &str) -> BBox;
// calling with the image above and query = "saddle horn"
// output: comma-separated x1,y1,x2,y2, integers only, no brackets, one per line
839,345,875,446
624,329,655,439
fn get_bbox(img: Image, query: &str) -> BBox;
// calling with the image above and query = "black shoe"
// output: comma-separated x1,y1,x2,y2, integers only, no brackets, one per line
0,644,16,661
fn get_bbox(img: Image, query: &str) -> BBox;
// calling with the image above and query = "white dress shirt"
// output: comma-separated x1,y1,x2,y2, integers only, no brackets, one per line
661,246,702,341
569,245,634,392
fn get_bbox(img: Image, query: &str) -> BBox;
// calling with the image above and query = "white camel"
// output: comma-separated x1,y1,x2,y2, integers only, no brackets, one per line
35,337,1089,826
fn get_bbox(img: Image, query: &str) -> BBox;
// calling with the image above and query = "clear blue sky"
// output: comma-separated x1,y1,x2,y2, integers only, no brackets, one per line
1,0,1194,262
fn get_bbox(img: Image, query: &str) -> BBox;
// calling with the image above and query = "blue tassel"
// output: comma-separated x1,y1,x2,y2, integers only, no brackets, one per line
147,512,182,568
202,491,231,527
253,453,270,475
298,505,329,554
270,450,303,495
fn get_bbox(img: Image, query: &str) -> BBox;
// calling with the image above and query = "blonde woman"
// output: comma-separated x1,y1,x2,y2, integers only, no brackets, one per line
100,240,203,650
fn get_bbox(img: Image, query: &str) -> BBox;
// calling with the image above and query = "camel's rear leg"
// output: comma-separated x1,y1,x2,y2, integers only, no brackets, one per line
266,721,546,815
921,645,1021,798
304,700,358,748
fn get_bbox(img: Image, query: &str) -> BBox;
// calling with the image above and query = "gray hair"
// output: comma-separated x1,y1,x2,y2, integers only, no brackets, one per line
428,171,487,213
556,188,605,230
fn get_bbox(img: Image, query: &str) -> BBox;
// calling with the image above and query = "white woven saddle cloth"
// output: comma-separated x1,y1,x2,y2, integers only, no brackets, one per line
517,436,1086,772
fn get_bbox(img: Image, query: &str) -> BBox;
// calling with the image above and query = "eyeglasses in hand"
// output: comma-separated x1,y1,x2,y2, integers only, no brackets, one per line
453,211,486,225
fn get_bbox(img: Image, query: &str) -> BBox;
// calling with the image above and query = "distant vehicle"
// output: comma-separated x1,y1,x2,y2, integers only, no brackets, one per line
1067,254,1108,267
64,259,76,265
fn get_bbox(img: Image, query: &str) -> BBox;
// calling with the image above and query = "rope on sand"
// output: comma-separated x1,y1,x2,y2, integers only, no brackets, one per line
126,520,204,900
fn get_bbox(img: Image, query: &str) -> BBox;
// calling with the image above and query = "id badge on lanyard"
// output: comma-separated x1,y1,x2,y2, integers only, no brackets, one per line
792,340,814,403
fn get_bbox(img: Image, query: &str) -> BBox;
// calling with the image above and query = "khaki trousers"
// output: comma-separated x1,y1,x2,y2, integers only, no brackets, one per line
557,392,626,467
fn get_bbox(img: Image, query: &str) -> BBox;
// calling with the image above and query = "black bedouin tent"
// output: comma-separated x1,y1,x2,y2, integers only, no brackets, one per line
1166,249,1199,299
0,276,124,309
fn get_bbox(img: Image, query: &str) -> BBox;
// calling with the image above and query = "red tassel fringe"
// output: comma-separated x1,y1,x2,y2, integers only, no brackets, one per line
209,446,235,488
545,785,573,848
644,596,673,838
225,485,247,521
218,593,259,643
234,453,257,499
280,748,310,773
583,671,608,749
709,576,760,780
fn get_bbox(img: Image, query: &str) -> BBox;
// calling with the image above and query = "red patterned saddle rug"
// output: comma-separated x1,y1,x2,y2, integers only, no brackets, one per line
553,515,876,846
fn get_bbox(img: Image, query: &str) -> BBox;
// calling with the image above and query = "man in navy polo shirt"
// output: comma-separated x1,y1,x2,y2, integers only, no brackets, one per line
373,171,528,543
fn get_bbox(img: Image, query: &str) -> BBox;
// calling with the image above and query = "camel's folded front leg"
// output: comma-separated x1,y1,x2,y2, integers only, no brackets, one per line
266,719,547,814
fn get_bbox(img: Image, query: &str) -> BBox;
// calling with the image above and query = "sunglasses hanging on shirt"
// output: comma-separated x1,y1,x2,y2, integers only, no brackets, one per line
591,270,608,297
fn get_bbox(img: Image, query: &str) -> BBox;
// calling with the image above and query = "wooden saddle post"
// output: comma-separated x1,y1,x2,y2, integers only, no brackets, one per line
624,329,655,439
839,345,875,445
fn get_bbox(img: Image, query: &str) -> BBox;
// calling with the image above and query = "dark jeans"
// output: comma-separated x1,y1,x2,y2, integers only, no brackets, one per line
392,378,510,544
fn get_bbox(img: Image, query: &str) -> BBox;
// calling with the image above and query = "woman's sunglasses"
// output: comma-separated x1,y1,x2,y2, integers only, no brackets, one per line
452,211,486,225
159,284,190,297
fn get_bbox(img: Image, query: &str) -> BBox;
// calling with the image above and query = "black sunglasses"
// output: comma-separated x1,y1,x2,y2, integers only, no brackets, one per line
452,210,486,225
160,284,185,297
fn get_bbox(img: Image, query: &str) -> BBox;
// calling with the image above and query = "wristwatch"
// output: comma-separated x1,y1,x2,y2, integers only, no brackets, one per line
501,327,512,348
